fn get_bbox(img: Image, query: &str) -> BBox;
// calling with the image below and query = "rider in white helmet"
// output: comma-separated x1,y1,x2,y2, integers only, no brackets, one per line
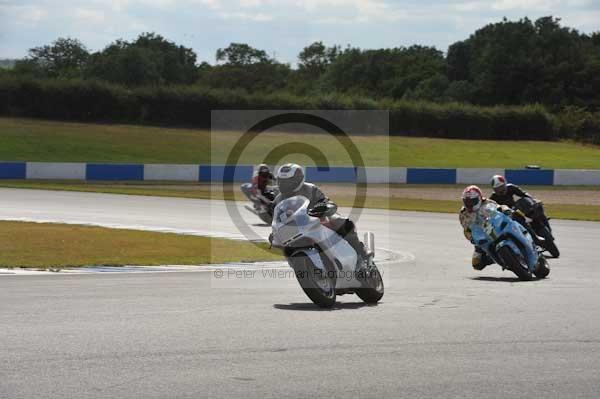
273,163,370,267
489,174,531,208
489,174,546,245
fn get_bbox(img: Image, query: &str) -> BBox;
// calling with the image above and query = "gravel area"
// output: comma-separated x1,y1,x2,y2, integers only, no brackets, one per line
319,184,600,206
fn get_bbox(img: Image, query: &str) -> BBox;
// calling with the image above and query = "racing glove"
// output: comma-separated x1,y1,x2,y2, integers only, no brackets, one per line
308,201,338,217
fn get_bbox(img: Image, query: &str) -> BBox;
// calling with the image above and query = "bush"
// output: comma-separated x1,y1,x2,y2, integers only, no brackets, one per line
0,76,559,141
555,106,600,144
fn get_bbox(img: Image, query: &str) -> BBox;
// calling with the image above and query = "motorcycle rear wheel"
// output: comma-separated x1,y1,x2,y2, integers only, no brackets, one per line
498,246,533,281
539,226,560,258
290,253,336,308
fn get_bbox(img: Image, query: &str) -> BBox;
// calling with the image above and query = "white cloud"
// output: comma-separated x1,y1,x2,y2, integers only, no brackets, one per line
1,0,599,60
218,11,273,21
0,4,47,26
239,0,263,7
491,0,560,11
453,2,487,12
70,8,107,25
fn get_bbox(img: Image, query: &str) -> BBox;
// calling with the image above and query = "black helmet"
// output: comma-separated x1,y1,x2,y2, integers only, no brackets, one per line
276,163,304,195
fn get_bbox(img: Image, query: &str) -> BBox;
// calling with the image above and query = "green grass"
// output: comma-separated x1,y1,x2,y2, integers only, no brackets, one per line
0,221,281,269
0,180,226,200
1,181,598,222
2,117,600,168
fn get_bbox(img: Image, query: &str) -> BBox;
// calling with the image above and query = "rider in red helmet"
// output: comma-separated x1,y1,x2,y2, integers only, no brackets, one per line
241,164,276,208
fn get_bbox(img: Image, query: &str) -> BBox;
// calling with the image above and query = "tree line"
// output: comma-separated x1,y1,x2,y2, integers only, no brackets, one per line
0,16,599,143
4,16,599,111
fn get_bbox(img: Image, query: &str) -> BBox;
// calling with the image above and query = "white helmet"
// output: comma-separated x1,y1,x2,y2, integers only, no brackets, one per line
276,163,305,195
491,175,507,195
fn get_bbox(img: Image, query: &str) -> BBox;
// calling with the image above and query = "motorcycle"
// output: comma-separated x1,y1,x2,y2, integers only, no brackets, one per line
513,197,560,258
470,202,550,281
271,196,384,308
241,183,279,225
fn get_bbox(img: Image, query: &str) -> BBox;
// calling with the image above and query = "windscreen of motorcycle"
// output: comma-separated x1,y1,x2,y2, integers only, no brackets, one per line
272,196,310,227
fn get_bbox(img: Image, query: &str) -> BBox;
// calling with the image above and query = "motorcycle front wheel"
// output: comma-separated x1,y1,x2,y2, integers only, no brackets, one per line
498,246,533,281
534,256,551,279
356,264,384,304
289,253,336,308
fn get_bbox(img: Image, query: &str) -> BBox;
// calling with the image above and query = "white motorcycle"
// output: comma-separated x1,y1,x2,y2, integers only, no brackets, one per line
271,196,384,308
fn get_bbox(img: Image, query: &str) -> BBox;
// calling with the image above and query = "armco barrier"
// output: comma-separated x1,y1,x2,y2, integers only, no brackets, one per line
86,164,144,181
26,162,86,180
505,169,554,186
305,166,356,183
407,168,456,184
456,168,504,185
1,162,599,185
0,162,26,179
144,164,199,181
554,169,600,186
199,165,253,183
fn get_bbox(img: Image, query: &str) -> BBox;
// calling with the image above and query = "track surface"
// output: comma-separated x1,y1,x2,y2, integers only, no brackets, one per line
1,188,600,398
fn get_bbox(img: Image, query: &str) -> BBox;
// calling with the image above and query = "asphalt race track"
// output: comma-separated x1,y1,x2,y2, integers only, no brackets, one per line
1,188,600,398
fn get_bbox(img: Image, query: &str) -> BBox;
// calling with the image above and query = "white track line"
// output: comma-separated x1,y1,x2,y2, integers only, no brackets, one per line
0,248,414,275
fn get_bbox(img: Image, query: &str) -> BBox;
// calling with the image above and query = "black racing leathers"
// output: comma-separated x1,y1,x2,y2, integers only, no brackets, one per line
489,184,530,208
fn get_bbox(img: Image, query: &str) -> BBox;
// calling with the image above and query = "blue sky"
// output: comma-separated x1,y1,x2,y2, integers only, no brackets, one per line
1,0,599,64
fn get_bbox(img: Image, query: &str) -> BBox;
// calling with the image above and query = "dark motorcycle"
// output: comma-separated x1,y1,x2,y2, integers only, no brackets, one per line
514,197,560,258
241,183,279,225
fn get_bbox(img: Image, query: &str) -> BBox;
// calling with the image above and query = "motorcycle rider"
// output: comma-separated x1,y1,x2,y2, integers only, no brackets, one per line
241,164,276,207
460,185,545,271
489,174,549,245
459,185,498,271
272,163,371,269
489,175,532,208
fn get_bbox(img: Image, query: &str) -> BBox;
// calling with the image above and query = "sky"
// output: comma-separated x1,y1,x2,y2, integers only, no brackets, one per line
1,0,599,64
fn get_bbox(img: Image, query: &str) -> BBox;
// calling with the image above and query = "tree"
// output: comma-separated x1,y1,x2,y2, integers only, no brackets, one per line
202,43,291,92
321,45,445,98
446,40,470,81
216,43,270,66
85,33,198,86
297,41,340,78
444,80,476,103
15,37,89,78
445,16,600,109
404,74,450,102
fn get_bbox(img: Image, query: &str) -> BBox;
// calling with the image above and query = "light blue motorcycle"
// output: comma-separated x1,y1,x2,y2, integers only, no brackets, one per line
470,203,550,281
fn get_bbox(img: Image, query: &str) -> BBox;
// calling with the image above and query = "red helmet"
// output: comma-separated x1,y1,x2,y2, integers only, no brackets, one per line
462,185,484,212
491,174,507,195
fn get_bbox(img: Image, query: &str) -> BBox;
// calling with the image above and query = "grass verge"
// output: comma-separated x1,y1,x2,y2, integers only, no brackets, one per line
2,117,600,168
0,221,281,269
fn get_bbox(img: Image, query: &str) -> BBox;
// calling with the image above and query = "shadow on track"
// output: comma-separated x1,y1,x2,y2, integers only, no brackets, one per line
470,276,522,283
273,302,380,311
